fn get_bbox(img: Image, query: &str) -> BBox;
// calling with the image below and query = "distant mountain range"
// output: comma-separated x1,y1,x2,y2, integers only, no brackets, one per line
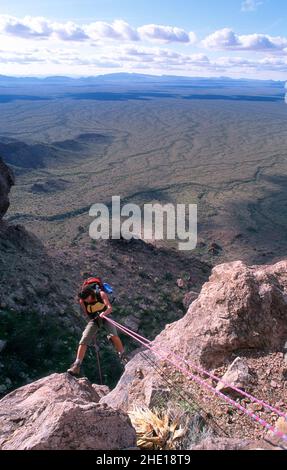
0,73,284,88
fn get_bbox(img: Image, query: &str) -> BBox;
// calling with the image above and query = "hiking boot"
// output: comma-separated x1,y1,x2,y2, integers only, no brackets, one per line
67,362,81,376
118,351,128,366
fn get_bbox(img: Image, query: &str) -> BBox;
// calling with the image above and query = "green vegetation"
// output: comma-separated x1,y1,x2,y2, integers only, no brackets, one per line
0,309,124,395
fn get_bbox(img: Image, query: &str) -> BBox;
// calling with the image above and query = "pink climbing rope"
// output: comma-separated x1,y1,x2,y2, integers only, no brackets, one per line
108,317,286,419
105,316,287,443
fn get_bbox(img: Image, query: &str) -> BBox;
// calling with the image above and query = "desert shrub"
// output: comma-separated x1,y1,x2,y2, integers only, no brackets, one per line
129,403,213,450
129,406,187,450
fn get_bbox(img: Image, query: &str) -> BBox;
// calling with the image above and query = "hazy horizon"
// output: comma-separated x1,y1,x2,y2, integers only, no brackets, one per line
0,72,284,83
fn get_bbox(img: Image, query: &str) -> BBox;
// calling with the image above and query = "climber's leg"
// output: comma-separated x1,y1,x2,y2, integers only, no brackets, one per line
109,335,124,354
67,320,98,376
76,343,88,362
103,317,127,363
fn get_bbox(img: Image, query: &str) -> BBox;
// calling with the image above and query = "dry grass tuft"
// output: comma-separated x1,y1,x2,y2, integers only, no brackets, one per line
129,406,187,450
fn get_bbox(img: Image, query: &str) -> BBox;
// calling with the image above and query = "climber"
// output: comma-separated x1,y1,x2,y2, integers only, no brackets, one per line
67,278,125,376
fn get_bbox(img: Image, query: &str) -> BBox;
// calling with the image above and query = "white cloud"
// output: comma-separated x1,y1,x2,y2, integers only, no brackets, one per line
0,15,90,41
0,15,51,39
85,20,139,42
91,47,287,74
52,21,89,41
1,43,287,78
202,28,287,51
239,33,287,50
0,15,196,45
202,28,239,48
138,24,196,43
116,46,208,68
241,0,263,12
113,48,287,75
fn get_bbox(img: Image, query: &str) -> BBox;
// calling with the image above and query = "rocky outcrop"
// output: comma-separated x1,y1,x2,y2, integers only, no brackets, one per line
102,260,287,411
0,157,14,220
152,260,287,368
0,373,136,450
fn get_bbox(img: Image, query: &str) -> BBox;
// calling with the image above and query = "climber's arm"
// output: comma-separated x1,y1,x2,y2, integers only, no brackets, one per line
99,291,113,318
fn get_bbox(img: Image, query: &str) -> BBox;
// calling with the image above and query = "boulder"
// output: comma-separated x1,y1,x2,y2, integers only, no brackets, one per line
153,260,287,369
0,373,136,450
216,357,252,396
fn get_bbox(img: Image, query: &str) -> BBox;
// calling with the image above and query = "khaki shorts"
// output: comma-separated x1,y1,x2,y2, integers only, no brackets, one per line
79,316,118,346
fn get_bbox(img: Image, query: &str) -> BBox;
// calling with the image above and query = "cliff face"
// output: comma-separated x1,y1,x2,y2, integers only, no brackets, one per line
0,157,14,220
0,160,80,318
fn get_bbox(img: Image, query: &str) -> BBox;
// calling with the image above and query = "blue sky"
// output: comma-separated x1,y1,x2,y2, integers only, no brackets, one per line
0,0,286,79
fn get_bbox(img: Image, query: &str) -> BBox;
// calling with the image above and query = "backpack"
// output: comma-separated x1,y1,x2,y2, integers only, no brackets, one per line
80,277,115,303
